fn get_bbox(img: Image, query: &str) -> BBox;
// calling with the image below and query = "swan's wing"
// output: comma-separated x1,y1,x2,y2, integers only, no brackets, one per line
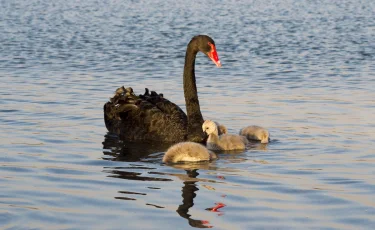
104,87,187,142
139,88,187,122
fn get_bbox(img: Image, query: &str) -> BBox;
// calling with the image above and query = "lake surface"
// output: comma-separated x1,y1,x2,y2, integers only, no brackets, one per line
1,0,374,229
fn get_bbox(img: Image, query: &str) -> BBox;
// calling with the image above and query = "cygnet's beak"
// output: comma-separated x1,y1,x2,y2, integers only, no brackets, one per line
261,138,269,144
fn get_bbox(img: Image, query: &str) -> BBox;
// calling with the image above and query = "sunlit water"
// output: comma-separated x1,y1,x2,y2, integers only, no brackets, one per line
1,0,374,229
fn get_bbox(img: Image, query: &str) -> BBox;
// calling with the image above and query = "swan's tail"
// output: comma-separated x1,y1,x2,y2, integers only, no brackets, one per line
104,86,140,132
104,86,179,131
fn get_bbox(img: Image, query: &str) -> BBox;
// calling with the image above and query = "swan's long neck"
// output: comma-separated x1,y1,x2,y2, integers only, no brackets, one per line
183,41,204,141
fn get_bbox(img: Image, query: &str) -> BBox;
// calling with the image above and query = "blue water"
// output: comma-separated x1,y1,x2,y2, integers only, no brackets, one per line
1,0,374,229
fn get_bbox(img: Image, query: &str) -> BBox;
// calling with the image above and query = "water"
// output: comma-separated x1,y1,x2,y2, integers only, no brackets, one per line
1,0,374,229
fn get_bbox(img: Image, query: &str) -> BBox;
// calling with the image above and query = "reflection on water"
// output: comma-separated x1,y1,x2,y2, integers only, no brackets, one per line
102,135,221,228
176,170,213,228
105,168,172,182
102,132,171,162
100,128,375,229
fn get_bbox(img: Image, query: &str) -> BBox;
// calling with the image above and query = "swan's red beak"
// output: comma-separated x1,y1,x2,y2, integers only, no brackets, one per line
207,43,222,67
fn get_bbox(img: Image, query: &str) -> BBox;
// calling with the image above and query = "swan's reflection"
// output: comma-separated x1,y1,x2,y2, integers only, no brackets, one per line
176,169,213,228
102,133,232,228
247,141,269,151
102,132,170,162
102,132,173,192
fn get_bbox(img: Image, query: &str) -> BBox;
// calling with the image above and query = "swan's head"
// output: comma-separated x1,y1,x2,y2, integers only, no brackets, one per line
202,120,218,135
194,35,222,67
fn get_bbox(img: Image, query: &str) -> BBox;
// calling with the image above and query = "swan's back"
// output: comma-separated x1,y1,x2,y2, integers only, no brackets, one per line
239,126,270,143
104,87,188,142
163,142,217,163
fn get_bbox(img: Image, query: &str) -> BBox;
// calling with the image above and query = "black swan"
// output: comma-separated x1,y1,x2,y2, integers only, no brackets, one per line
104,35,221,143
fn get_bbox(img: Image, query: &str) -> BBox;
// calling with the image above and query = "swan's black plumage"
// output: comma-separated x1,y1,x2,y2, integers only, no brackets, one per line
104,35,221,143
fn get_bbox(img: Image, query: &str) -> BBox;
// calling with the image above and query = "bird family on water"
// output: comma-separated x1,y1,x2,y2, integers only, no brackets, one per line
163,121,270,163
103,35,270,164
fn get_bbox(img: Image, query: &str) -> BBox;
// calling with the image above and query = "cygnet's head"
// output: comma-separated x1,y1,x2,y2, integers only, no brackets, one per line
202,120,218,135
215,122,228,135
261,131,270,144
